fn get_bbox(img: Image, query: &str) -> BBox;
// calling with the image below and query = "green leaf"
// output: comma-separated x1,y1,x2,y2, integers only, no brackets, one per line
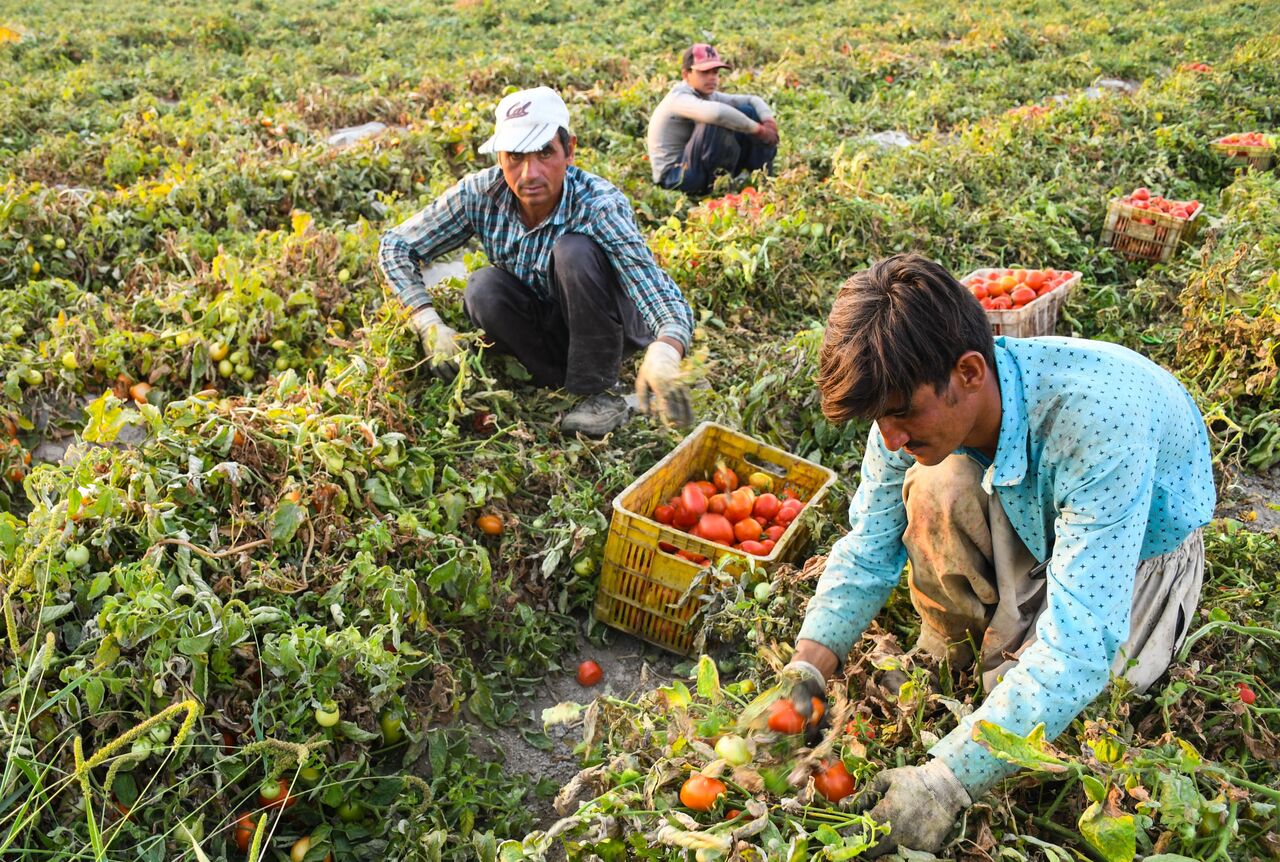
271,501,306,544
658,680,692,709
1078,791,1136,862
695,654,722,704
972,721,1071,773
83,393,135,444
337,720,380,743
1081,774,1107,804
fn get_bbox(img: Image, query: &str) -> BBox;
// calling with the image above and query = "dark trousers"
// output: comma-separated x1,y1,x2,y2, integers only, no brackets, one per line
462,234,652,395
660,103,777,195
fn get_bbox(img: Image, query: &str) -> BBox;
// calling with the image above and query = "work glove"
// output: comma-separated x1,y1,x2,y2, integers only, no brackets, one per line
853,758,971,857
409,306,462,380
635,341,693,428
755,119,779,146
782,659,829,745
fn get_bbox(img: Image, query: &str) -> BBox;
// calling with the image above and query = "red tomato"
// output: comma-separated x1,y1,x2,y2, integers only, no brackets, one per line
990,295,1014,310
733,517,764,543
679,774,727,811
682,483,708,517
767,699,806,734
774,499,804,526
764,525,785,542
476,514,503,535
725,487,756,522
577,660,603,687
234,812,256,853
708,493,729,515
654,505,675,524
1132,187,1150,201
760,539,775,553
813,761,855,802
753,493,781,522
1238,682,1257,705
695,480,718,497
1011,286,1037,306
739,540,768,556
712,462,740,492
697,513,735,546
1026,270,1046,289
971,283,989,300
673,502,700,529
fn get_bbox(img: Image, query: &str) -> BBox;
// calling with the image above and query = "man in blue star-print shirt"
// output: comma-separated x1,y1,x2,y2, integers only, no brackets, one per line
780,254,1214,857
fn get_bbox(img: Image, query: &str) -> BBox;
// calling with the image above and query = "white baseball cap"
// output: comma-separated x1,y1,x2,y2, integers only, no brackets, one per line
478,87,572,155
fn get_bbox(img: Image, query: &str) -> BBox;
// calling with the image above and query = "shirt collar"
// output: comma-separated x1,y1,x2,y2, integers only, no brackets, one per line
964,338,1028,492
485,165,577,229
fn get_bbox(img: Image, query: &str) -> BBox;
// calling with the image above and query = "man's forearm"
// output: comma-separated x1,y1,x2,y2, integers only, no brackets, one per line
793,639,839,679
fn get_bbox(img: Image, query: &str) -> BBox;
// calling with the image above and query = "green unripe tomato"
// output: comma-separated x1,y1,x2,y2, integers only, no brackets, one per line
337,268,350,283
23,368,43,386
55,237,66,250
573,556,595,576
220,305,240,324
337,800,364,822
217,359,234,378
229,349,247,365
130,739,153,758
275,357,290,371
379,711,404,744
314,702,340,728
237,365,255,381
65,544,90,567
61,351,79,371
8,324,24,340
715,734,752,766
299,765,322,782
149,723,172,744
174,331,192,347
271,339,287,351
753,581,773,602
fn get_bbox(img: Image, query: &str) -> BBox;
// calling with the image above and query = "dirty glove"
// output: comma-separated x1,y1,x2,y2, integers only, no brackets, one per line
782,659,828,745
854,758,971,857
635,341,692,428
409,306,462,380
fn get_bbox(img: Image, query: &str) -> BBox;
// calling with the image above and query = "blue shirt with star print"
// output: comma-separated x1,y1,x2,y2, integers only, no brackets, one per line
797,335,1214,794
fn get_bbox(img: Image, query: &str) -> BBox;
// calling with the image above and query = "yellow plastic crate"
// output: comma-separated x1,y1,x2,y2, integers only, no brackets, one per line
594,421,837,655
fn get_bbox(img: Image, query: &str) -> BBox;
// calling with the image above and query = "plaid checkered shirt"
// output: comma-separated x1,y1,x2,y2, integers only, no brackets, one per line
378,165,693,348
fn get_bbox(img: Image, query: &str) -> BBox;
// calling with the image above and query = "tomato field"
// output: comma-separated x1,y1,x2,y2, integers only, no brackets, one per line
2,0,1280,860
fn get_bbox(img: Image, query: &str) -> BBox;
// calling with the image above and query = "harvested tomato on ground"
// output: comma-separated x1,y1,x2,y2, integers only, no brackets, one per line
679,774,727,811
577,660,604,687
813,760,856,802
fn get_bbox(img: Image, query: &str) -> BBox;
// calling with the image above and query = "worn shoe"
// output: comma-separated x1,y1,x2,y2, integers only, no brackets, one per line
561,391,631,438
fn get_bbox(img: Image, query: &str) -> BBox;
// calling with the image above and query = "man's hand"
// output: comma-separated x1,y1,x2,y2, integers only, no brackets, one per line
410,306,463,379
755,119,779,146
635,341,692,428
781,659,828,745
853,759,971,857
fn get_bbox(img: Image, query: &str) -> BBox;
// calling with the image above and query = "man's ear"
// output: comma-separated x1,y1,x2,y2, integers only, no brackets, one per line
566,135,577,163
954,350,988,391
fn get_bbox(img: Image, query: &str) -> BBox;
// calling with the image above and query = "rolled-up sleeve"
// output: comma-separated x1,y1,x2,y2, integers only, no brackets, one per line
797,425,912,658
588,198,694,349
377,179,476,310
930,445,1155,795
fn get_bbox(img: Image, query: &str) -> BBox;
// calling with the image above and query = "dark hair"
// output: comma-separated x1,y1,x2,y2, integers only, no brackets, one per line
817,253,995,424
554,126,572,155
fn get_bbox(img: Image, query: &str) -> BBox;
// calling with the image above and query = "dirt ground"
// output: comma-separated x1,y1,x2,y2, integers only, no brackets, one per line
471,627,681,833
1216,464,1280,531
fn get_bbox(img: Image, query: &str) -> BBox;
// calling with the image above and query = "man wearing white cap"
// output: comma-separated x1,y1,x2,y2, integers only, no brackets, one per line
647,43,778,195
379,86,695,437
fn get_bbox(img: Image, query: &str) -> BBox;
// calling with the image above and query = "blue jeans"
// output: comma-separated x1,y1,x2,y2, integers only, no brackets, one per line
659,103,777,195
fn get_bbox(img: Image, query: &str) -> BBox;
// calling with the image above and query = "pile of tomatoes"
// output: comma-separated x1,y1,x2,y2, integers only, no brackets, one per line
1179,61,1213,73
651,462,805,560
1216,132,1273,151
1118,187,1201,222
962,268,1075,311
